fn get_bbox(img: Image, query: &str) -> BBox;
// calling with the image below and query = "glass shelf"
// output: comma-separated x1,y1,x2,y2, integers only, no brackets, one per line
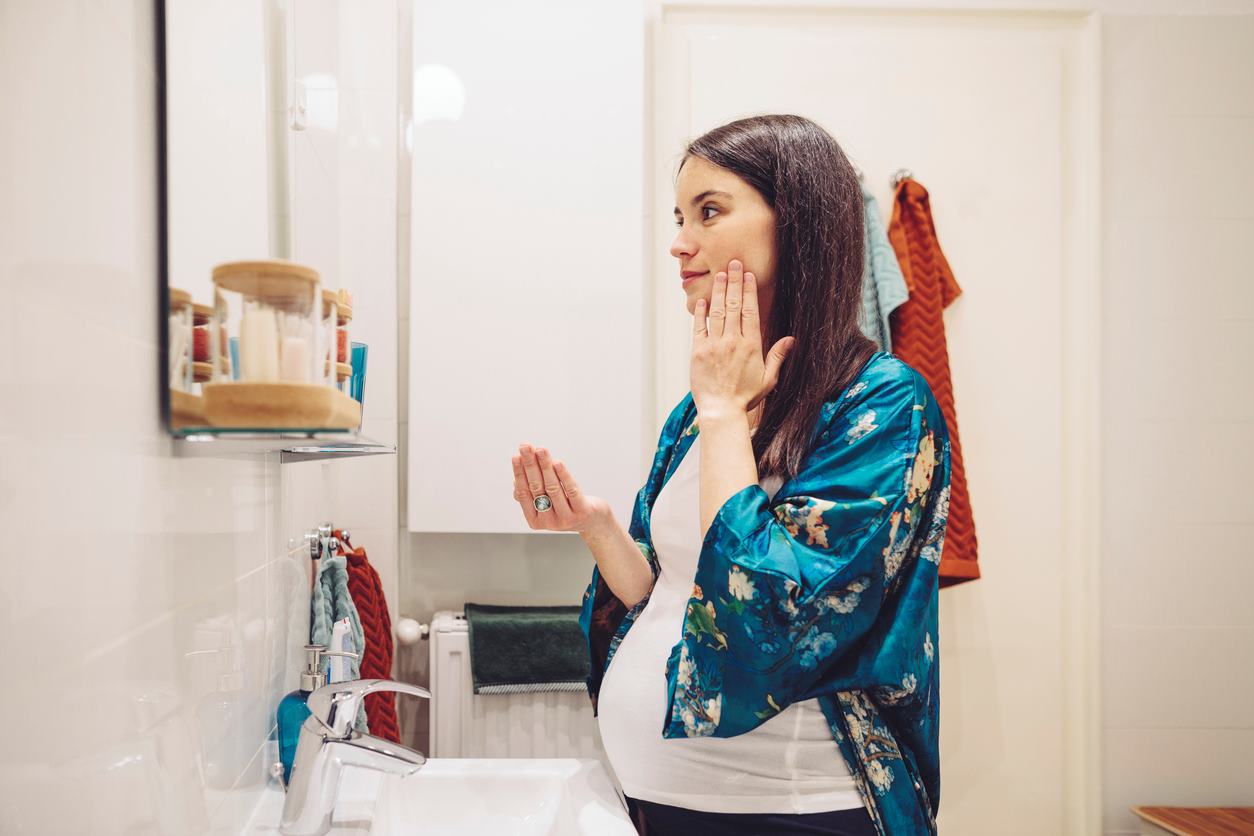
172,428,396,462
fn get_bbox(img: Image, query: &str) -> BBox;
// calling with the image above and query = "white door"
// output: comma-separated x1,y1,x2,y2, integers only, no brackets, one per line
652,8,1100,834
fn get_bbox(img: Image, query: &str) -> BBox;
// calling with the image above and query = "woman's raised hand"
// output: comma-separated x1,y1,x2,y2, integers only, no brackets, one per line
690,258,794,420
512,444,609,533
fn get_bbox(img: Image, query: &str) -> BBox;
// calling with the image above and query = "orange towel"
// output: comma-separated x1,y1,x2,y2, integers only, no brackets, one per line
887,179,980,587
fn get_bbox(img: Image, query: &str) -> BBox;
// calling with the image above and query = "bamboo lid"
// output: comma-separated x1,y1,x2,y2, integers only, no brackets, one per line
193,358,229,381
212,260,320,311
322,289,338,318
169,288,192,310
192,302,214,325
336,362,353,381
336,288,353,322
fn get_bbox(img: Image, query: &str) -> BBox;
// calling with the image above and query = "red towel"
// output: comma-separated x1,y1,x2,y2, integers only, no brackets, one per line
887,179,980,587
336,530,403,742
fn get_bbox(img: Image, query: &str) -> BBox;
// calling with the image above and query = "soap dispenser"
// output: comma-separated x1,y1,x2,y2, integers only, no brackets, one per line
277,644,358,785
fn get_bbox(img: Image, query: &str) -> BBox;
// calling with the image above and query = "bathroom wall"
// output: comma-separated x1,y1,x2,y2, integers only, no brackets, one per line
1098,13,1254,835
0,1,400,833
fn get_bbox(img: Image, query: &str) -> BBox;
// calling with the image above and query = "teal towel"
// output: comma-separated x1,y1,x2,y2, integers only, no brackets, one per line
464,603,590,695
858,180,910,351
311,550,369,732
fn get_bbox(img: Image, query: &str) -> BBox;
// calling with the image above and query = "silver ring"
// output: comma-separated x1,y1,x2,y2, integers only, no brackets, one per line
533,495,552,512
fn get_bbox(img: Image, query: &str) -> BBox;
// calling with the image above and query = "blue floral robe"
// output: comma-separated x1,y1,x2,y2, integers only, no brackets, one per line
578,351,953,835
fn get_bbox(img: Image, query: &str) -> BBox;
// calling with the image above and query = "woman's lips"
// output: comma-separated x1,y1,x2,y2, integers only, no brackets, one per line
682,271,708,287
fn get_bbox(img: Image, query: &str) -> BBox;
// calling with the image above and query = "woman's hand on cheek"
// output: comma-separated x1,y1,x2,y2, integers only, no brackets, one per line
690,259,795,422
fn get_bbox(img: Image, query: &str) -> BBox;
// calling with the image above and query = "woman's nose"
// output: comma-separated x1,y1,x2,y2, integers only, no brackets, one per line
669,229,694,260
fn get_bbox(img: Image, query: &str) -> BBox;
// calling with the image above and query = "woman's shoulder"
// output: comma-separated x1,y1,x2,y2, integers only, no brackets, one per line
819,352,947,448
828,351,931,414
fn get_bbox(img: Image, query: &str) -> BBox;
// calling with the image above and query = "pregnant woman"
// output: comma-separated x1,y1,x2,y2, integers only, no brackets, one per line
511,114,952,836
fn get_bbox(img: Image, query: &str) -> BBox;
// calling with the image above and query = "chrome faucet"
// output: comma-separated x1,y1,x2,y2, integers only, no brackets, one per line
280,678,432,836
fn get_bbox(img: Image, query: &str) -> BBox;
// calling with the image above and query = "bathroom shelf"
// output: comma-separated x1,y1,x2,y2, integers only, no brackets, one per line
172,429,395,462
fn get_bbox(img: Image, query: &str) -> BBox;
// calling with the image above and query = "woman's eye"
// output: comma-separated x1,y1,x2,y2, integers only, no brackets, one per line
674,206,718,227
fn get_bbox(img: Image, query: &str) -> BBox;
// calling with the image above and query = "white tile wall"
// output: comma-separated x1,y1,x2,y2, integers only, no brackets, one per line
1100,13,1254,835
0,0,400,832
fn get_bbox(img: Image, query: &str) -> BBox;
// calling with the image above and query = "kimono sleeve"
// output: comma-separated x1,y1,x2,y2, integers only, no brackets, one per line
661,370,946,739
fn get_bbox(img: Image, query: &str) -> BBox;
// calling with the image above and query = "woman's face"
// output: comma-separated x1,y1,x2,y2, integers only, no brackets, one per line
671,156,778,324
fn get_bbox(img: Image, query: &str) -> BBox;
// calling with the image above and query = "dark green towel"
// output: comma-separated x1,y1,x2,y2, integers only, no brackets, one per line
464,603,590,694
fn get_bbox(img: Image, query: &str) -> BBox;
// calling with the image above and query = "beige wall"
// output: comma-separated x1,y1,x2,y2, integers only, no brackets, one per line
1099,12,1254,835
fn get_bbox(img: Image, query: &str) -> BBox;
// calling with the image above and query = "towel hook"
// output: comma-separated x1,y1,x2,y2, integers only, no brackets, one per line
891,167,914,188
320,521,340,557
307,522,341,560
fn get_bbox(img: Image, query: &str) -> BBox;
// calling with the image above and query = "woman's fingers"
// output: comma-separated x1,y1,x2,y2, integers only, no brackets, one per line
533,448,573,518
741,269,760,345
708,270,727,338
518,444,547,518
511,454,539,528
725,259,743,338
692,294,708,339
552,460,582,509
511,453,536,526
515,445,586,530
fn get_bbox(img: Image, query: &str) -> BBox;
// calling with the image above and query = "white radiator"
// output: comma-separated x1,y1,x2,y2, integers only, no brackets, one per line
427,610,608,763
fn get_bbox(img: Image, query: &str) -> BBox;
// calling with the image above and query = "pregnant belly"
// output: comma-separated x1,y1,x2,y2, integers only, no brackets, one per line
596,611,856,802
597,611,673,741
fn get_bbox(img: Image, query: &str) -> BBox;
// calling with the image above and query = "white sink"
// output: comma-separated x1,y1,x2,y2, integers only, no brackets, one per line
245,758,637,835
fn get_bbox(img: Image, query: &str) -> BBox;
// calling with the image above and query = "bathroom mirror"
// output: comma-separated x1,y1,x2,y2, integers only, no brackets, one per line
159,0,373,438
159,0,291,433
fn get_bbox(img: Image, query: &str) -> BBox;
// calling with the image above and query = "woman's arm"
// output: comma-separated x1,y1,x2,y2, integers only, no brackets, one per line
661,367,951,739
697,410,759,540
579,506,654,609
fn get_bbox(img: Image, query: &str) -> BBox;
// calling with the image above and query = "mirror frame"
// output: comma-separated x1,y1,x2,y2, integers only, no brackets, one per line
155,0,171,433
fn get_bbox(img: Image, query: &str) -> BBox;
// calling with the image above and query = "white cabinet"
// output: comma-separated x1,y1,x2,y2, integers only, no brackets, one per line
407,1,646,533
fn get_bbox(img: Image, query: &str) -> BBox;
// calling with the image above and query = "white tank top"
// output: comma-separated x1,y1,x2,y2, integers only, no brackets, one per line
595,430,864,813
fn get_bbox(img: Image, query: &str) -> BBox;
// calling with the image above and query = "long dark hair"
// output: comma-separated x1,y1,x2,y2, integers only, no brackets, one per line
679,114,876,481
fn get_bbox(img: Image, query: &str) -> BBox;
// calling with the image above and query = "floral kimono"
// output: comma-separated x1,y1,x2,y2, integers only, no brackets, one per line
578,351,953,835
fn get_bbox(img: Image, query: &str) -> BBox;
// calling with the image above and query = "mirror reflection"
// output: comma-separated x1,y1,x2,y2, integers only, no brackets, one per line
163,0,365,434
